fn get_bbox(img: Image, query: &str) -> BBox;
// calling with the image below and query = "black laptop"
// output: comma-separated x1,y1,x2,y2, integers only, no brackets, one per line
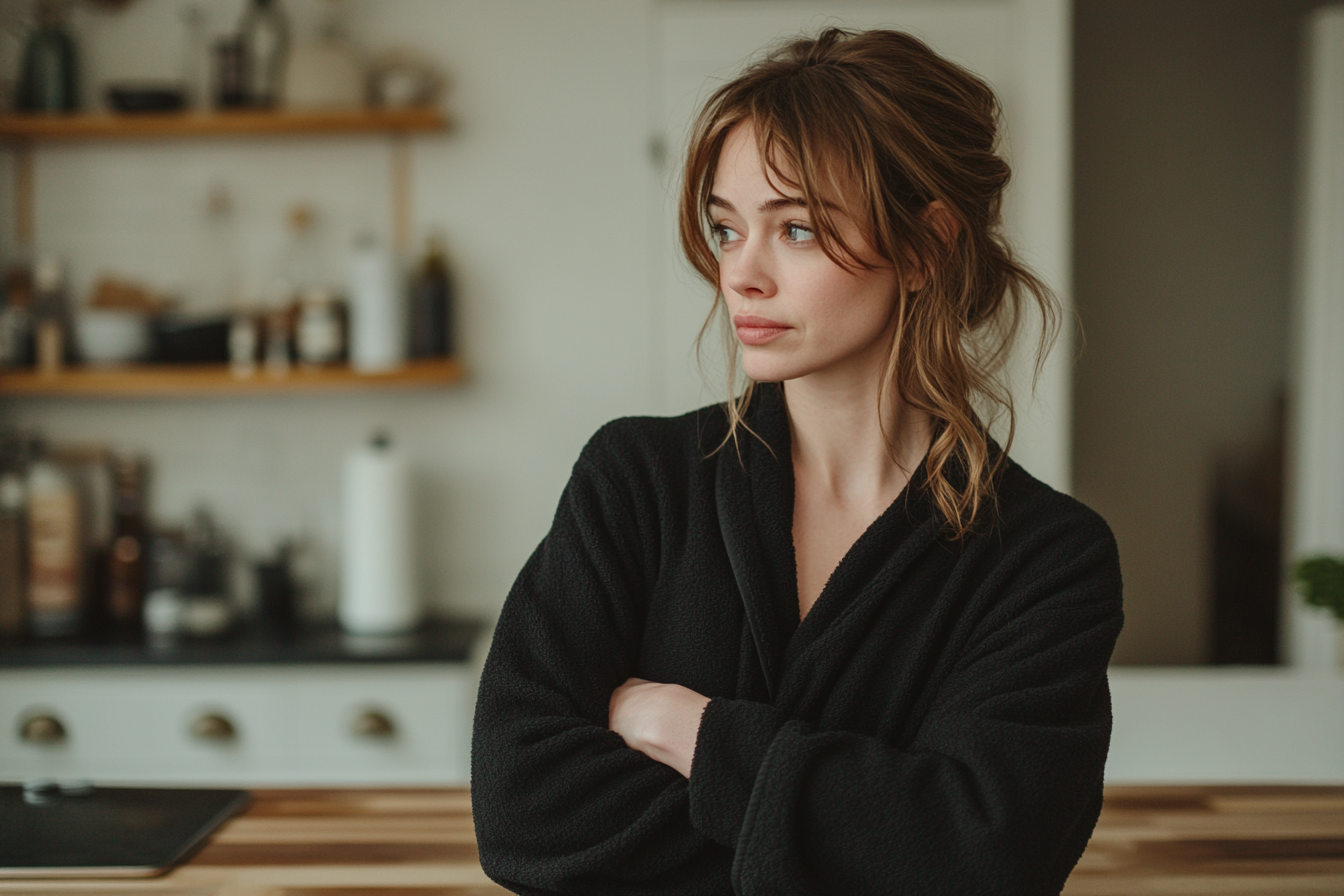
0,783,249,878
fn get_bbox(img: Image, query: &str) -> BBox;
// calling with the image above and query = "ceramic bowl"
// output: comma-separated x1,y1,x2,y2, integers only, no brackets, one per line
74,308,152,365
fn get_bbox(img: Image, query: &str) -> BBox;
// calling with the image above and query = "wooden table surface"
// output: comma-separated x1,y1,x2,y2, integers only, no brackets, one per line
1,786,1341,895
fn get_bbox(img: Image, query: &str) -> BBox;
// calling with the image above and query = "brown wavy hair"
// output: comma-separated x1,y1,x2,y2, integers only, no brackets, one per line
679,27,1058,539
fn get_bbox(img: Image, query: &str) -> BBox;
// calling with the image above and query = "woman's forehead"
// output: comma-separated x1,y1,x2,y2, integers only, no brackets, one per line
712,122,855,212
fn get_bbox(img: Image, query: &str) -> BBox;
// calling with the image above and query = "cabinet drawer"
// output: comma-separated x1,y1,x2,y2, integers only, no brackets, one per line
286,667,473,782
0,664,474,785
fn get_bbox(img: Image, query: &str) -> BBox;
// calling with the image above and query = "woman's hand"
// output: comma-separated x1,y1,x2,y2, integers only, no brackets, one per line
609,678,711,778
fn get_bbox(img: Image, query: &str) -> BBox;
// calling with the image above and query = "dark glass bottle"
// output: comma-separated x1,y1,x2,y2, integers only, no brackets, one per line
17,1,79,113
107,456,147,637
0,267,34,368
408,236,456,357
0,434,28,639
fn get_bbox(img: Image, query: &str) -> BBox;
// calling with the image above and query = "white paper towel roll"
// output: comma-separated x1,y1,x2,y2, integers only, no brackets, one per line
340,434,420,635
348,234,405,372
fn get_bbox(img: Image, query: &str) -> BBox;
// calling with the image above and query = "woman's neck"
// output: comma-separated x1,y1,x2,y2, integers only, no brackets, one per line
783,368,931,504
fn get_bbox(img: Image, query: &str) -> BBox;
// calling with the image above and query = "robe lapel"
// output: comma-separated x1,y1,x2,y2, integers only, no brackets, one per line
714,385,963,712
776,452,950,711
714,385,797,704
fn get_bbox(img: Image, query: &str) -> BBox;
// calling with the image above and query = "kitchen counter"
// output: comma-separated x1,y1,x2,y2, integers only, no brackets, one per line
0,785,1339,894
0,788,504,895
0,619,482,668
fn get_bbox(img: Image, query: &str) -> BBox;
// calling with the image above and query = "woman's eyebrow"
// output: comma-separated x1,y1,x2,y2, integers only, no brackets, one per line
707,194,810,213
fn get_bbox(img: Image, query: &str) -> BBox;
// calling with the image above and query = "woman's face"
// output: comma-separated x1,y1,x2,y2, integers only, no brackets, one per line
711,123,901,386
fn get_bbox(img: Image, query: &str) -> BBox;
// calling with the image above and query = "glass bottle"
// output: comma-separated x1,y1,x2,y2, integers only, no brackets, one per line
17,0,78,113
31,256,72,372
239,0,290,108
0,433,28,639
27,450,83,638
107,456,147,637
0,267,34,368
408,235,456,358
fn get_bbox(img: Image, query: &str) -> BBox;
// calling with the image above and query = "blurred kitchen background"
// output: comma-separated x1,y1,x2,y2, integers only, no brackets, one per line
2,0,1344,786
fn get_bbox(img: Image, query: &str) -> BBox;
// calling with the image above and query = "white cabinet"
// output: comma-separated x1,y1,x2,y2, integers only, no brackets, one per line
0,663,474,786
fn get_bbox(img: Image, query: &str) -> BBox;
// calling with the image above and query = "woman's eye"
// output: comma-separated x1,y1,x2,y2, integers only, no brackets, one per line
785,223,815,242
714,225,743,245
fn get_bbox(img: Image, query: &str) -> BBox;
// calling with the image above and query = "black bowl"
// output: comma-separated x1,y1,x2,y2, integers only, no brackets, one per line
106,84,187,114
152,315,231,364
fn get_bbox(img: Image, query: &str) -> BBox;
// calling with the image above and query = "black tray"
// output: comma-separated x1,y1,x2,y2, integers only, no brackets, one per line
0,784,248,878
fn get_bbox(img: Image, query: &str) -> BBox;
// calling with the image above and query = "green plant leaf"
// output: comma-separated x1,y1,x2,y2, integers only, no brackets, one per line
1294,555,1344,622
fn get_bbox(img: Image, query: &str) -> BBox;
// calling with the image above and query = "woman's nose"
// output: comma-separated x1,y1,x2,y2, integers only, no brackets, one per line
723,236,777,299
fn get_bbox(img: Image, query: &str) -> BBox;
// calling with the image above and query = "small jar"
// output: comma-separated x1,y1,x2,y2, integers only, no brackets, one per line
228,313,258,378
296,288,343,366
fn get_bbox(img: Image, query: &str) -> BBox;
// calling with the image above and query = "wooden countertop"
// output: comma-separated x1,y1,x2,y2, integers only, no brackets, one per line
0,786,1340,894
0,789,505,895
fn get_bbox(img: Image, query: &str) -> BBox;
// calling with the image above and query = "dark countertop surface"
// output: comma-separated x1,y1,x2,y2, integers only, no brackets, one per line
0,618,482,668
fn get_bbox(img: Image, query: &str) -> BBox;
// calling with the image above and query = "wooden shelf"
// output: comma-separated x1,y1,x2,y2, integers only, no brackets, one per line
0,107,448,141
0,357,465,398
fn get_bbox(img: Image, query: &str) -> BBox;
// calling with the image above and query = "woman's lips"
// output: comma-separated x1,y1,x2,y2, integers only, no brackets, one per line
733,314,790,346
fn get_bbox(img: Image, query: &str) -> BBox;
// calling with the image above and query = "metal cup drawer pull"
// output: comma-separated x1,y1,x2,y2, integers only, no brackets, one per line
190,712,238,742
19,713,67,744
351,709,397,739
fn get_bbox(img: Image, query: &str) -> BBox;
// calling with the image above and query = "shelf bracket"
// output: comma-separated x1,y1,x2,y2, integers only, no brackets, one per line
391,134,412,257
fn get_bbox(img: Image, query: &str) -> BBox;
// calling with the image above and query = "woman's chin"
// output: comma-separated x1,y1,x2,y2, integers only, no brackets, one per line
741,355,811,384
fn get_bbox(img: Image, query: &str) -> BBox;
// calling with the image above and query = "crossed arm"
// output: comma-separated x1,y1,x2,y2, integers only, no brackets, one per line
608,678,711,778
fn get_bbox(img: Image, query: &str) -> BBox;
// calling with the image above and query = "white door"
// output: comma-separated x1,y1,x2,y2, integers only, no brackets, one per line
651,0,1072,491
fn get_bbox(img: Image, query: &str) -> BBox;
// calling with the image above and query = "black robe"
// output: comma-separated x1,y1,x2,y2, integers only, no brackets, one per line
472,386,1124,895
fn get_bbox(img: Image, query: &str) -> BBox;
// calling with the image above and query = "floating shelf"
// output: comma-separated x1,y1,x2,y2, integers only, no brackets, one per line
0,357,465,398
0,107,448,141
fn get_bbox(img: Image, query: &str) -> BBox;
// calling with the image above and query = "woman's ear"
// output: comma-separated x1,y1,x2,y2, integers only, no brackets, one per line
924,200,961,249
904,201,961,292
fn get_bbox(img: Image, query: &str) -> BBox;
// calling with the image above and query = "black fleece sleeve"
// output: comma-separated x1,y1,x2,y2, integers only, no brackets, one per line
686,507,1123,896
471,432,730,895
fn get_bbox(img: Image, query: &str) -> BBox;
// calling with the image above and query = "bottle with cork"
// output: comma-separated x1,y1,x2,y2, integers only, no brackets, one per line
31,256,72,375
26,442,83,638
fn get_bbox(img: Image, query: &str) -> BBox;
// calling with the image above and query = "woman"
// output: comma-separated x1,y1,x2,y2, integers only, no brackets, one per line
473,28,1122,896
